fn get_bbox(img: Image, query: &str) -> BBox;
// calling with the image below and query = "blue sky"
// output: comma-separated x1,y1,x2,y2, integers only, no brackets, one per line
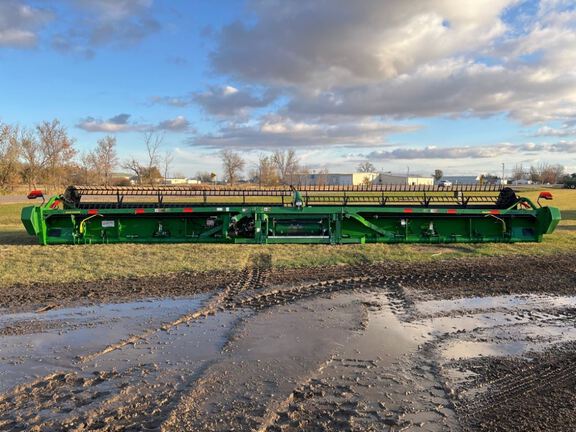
1,0,576,178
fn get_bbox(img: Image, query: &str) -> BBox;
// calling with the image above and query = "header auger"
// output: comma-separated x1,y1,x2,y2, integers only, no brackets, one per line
21,185,560,245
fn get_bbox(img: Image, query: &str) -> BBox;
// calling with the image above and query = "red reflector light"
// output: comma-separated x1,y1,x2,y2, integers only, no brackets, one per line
490,210,500,215
135,209,145,214
183,208,193,213
539,191,553,200
403,208,413,213
447,209,457,214
87,209,98,215
27,189,44,199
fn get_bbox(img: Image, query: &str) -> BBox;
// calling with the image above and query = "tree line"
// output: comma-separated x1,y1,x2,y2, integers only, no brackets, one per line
216,148,332,186
0,119,178,192
4,119,573,192
511,163,569,184
215,149,301,185
0,119,88,191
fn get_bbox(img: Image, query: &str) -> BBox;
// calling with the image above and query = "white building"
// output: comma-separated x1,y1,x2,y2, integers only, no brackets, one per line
163,177,201,185
296,172,379,186
373,173,434,186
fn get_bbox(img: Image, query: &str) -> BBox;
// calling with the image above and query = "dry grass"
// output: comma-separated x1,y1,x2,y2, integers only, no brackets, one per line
0,189,574,287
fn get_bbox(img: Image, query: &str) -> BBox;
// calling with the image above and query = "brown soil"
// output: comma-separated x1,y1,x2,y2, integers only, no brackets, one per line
0,253,575,431
2,253,575,313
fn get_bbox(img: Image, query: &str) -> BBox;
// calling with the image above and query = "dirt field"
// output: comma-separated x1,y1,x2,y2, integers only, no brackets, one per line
1,253,575,431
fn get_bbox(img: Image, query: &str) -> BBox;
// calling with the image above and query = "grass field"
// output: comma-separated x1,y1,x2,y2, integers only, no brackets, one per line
1,189,575,287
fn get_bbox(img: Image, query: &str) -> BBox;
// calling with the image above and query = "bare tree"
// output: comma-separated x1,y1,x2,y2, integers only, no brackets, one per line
272,149,299,184
539,163,564,184
96,136,118,185
220,149,245,184
253,154,279,186
36,119,77,188
162,150,174,181
528,166,540,183
0,123,20,191
85,136,118,185
17,120,76,189
144,131,163,172
511,164,526,181
316,168,330,186
122,158,144,184
196,171,215,183
526,163,564,184
361,174,374,186
433,169,443,181
79,151,97,185
121,132,165,185
19,128,42,189
140,166,163,184
357,161,376,173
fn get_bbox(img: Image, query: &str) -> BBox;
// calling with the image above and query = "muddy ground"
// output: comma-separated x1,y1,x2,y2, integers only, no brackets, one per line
0,253,575,431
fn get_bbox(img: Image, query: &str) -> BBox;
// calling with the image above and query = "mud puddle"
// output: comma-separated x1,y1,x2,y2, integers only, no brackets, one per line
0,295,211,391
261,291,458,432
0,300,244,430
416,293,576,316
0,264,575,431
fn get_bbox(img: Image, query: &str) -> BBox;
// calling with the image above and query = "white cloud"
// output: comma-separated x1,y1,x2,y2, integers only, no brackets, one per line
77,114,191,133
213,0,514,87
192,86,277,117
193,115,420,149
151,86,277,117
207,0,576,124
149,96,190,107
533,125,576,137
0,1,52,48
157,116,192,132
53,0,160,55
77,114,142,132
364,140,576,160
74,0,153,21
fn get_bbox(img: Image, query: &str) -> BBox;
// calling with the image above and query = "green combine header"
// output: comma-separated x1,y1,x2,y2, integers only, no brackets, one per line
21,185,560,245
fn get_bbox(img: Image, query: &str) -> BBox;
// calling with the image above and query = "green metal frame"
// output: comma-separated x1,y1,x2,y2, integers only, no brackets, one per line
21,188,561,245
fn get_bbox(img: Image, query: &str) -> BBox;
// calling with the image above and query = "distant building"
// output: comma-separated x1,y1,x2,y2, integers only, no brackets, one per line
511,179,532,185
296,172,379,186
476,174,505,186
373,173,434,186
163,177,201,185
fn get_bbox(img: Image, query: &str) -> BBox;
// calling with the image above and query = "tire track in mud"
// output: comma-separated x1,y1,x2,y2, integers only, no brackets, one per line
2,256,575,431
460,357,576,414
0,255,276,431
78,264,267,363
79,263,419,365
0,262,436,432
159,287,425,432
258,359,388,432
452,349,576,432
247,294,458,432
0,362,222,432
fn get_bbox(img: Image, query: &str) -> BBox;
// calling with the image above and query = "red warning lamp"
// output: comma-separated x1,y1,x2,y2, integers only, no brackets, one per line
537,191,553,207
27,189,44,199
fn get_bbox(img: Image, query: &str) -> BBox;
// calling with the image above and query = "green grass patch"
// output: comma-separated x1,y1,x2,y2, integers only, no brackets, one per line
0,189,575,287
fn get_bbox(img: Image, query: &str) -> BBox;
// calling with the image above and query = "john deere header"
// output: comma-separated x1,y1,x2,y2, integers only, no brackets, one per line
21,185,560,245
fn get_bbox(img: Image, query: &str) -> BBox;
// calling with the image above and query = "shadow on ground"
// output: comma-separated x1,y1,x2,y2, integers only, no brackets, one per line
0,230,36,245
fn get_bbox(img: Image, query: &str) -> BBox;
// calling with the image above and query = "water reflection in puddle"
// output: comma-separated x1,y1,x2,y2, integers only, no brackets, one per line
0,295,215,391
416,294,576,316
